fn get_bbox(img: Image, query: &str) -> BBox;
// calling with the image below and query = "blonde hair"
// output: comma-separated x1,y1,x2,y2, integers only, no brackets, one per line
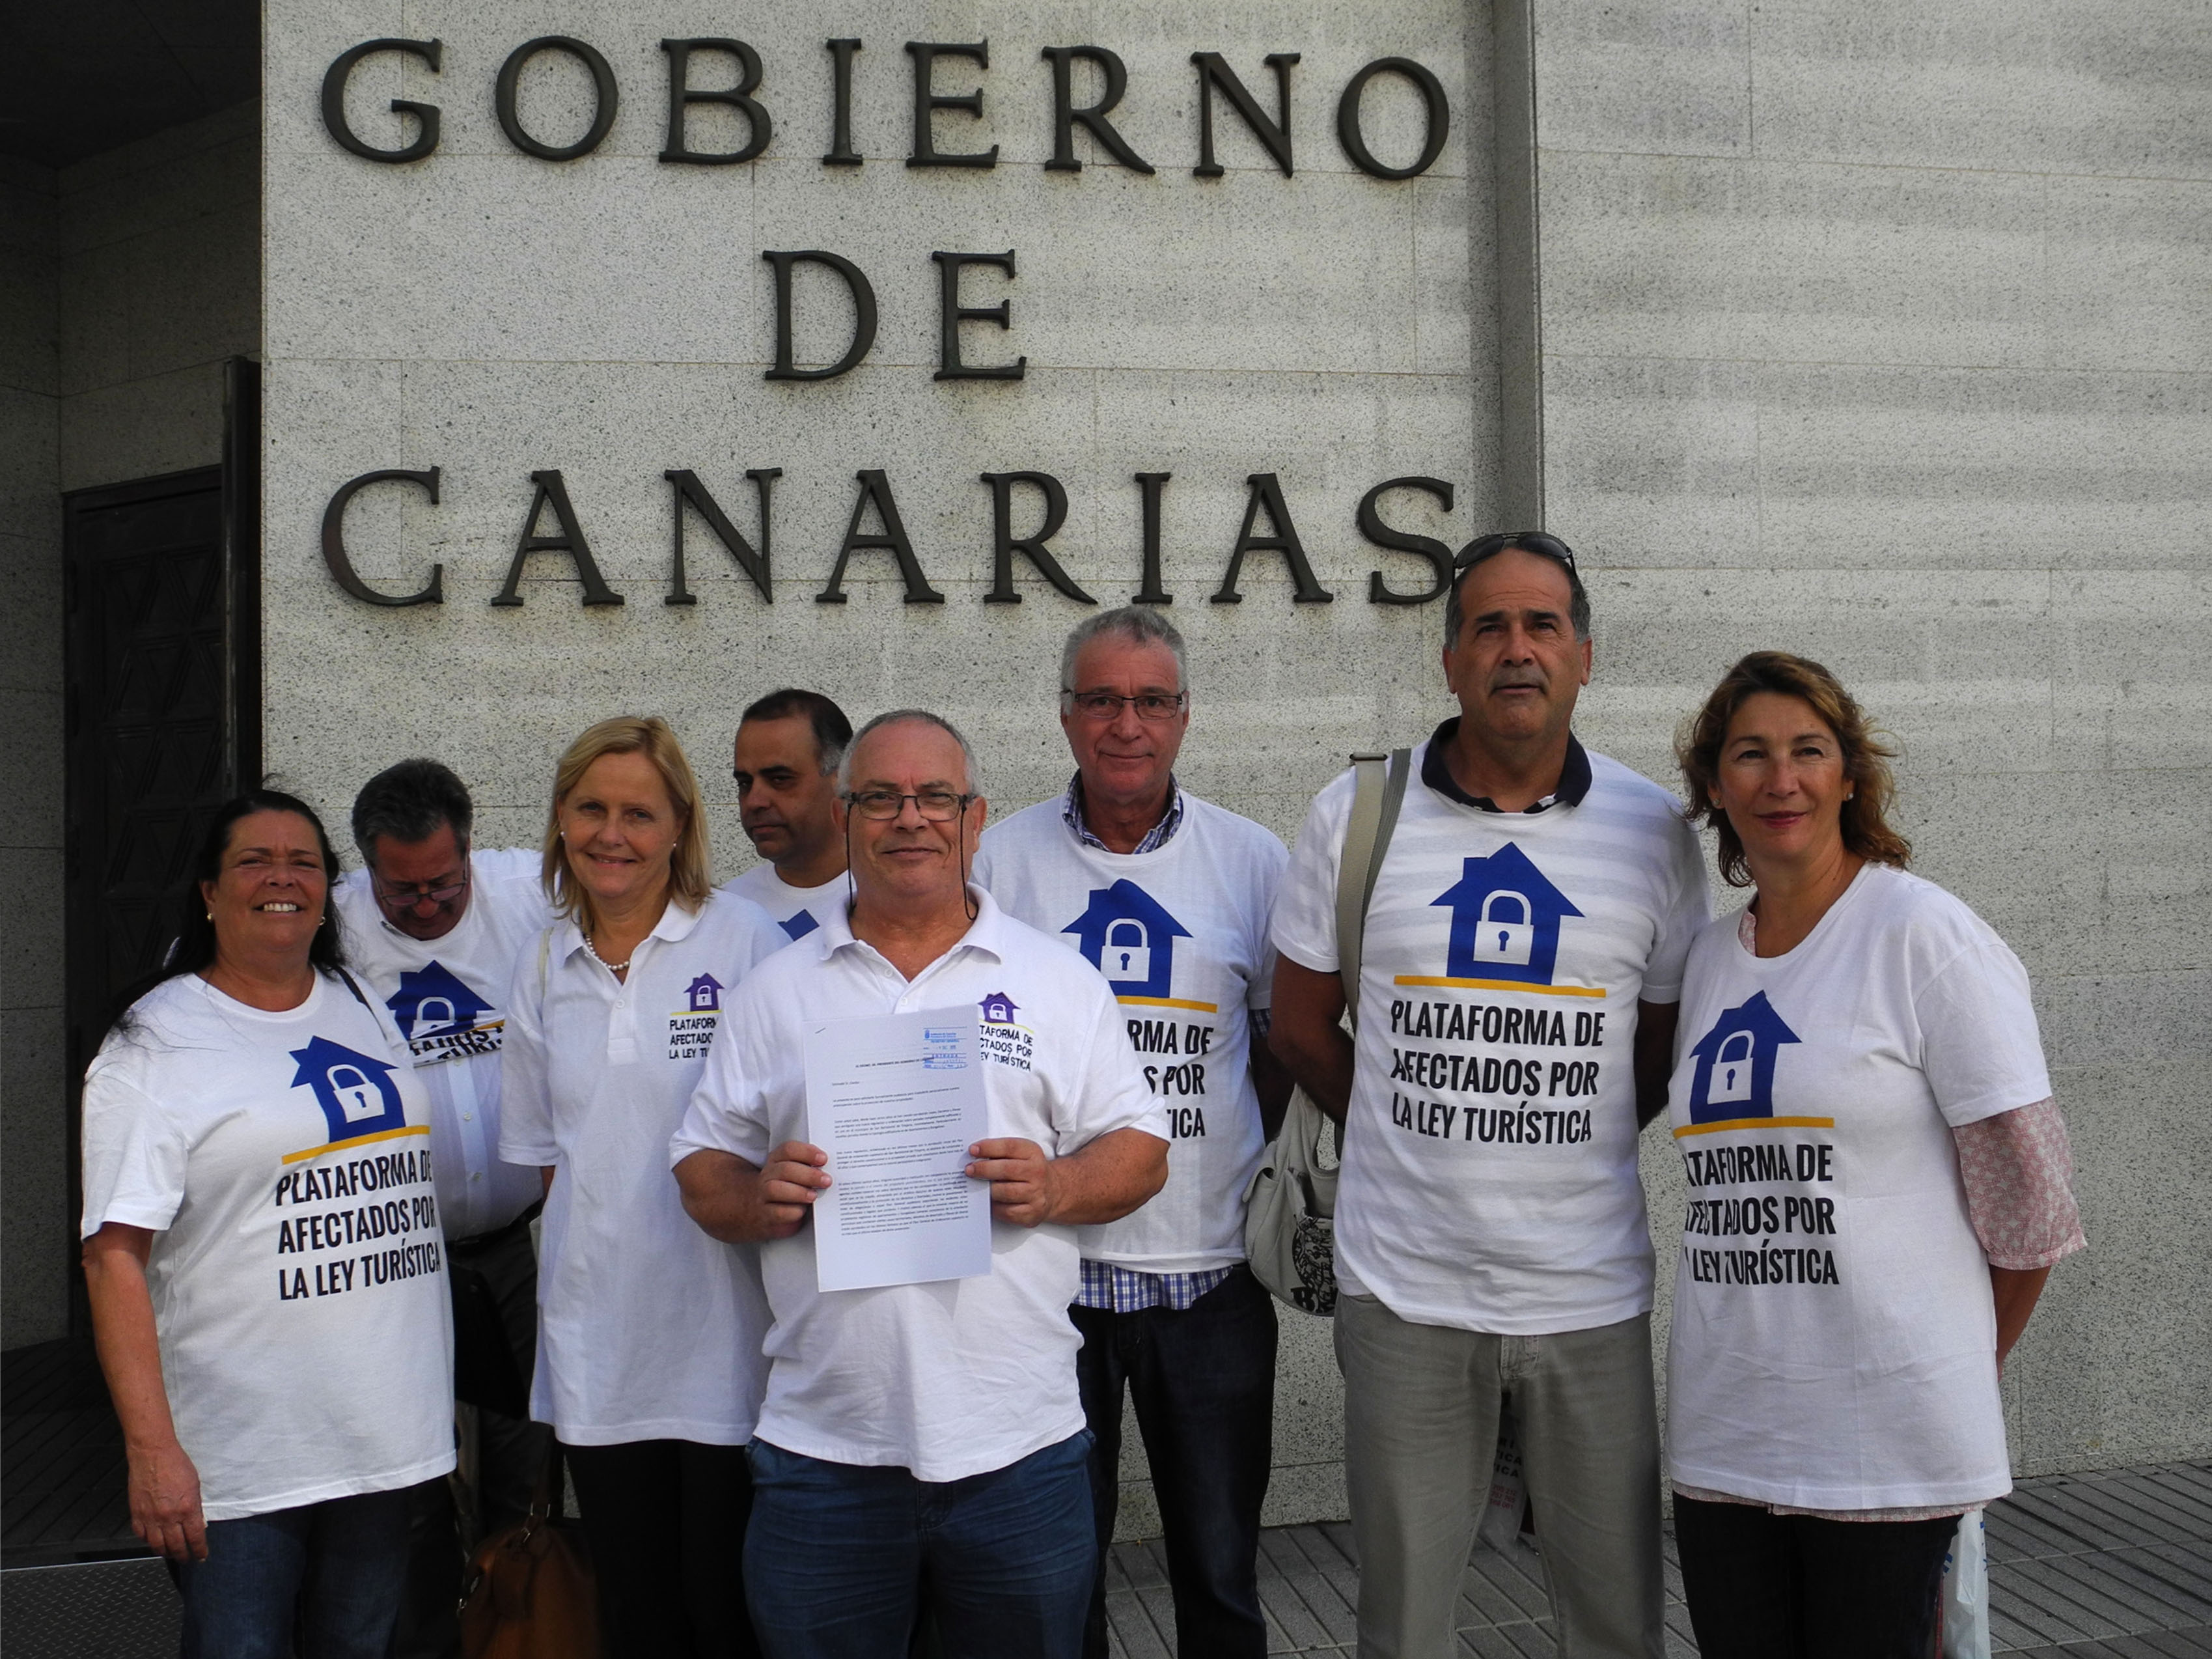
1676,651,1911,889
542,716,713,930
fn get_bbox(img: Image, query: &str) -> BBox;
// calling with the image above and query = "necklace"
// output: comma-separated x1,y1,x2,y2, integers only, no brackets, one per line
580,932,632,974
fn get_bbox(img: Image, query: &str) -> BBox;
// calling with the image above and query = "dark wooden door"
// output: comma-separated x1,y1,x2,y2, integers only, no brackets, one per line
61,359,260,1324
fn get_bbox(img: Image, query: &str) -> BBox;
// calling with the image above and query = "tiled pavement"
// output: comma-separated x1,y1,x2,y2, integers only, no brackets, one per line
1103,1462,2212,1657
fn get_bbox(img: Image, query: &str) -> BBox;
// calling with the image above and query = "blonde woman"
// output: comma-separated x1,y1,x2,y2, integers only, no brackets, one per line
500,717,784,1659
1665,653,2084,1658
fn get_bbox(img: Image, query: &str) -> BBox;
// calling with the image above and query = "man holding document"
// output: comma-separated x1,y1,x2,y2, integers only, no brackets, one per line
673,709,1169,1659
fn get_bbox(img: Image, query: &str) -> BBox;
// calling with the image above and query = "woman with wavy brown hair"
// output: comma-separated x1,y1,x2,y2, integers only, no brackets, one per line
1663,652,2085,1659
499,716,785,1658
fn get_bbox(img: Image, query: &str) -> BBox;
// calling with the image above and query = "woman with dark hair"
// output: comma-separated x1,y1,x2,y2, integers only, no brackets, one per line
80,790,454,1659
1664,653,2086,1658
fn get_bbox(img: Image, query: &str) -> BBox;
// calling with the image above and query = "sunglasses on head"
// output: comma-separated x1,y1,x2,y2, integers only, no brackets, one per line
1455,531,1579,574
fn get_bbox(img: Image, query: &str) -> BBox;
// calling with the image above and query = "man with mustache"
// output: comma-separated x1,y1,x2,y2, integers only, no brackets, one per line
1269,535,1711,1659
721,689,855,943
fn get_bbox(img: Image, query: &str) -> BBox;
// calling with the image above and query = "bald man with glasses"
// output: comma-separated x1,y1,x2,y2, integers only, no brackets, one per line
974,608,1293,1659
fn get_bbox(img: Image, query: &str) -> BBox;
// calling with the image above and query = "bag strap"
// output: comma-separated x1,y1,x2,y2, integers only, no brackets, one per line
334,966,374,1012
1333,748,1411,1030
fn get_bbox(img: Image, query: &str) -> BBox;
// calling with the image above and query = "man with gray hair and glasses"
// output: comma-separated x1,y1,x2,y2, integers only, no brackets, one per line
1269,534,1710,1658
674,709,1169,1657
974,609,1293,1659
332,759,555,1658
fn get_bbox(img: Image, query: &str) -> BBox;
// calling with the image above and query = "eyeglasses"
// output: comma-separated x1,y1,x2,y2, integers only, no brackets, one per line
843,790,976,822
372,872,470,907
1061,690,1188,723
1455,531,1578,575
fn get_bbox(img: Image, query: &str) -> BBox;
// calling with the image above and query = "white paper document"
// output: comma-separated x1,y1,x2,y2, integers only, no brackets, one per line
804,1009,993,1292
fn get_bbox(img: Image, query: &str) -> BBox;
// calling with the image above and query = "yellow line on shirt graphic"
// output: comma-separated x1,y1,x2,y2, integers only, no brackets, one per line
1393,976,1605,999
283,1124,432,1164
1115,996,1219,1012
1673,1117,1835,1139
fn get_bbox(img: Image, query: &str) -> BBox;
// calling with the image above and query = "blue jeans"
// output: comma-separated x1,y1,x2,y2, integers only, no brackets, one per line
169,1484,415,1659
743,1432,1095,1659
1071,1264,1277,1659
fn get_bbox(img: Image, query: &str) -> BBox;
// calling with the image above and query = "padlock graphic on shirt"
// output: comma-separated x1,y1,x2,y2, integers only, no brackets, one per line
414,996,456,1034
1469,891,1535,966
327,1064,381,1122
1710,1031,1755,1104
1103,918,1152,983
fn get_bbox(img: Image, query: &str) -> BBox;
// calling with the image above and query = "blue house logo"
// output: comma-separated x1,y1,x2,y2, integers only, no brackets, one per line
1062,880,1192,1000
684,973,723,1012
1432,844,1583,986
979,990,1021,1025
288,1036,408,1143
385,962,495,1040
779,910,820,942
1685,992,1802,1123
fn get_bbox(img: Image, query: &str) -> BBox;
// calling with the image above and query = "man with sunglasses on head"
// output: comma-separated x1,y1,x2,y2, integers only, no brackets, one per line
1269,535,1710,1659
722,688,856,944
674,708,1169,1659
334,758,557,1659
971,607,1292,1659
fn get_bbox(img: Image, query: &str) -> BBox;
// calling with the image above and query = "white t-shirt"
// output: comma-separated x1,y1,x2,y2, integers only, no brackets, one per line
974,794,1287,1273
501,891,785,1445
80,972,455,1520
719,861,851,947
1271,734,1710,1335
334,848,553,1240
1665,862,2050,1511
671,888,1169,1483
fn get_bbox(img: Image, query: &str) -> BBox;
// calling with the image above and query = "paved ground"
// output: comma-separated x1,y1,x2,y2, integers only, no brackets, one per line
1104,1462,2212,1657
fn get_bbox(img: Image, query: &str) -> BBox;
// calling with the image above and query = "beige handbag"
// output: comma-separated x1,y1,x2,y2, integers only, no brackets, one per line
1243,748,1411,1315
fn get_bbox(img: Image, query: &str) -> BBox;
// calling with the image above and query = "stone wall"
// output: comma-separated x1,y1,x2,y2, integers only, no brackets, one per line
1529,0,2212,1475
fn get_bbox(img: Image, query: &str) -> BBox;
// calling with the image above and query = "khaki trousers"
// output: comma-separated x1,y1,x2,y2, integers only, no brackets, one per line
1334,1293,1665,1659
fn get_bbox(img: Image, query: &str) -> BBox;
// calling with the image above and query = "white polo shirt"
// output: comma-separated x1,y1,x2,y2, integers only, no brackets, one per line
1665,863,2049,1511
671,887,1168,1483
719,861,851,947
333,848,552,1240
501,890,785,1445
1271,729,1710,1335
974,792,1286,1274
81,971,454,1520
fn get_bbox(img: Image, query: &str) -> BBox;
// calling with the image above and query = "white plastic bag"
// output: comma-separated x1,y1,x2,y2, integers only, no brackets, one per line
1940,1509,1991,1659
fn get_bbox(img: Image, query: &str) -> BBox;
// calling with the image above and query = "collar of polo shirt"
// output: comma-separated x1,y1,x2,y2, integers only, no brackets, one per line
1421,718,1593,815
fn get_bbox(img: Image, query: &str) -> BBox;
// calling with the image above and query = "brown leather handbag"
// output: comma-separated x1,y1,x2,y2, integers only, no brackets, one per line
460,1449,600,1659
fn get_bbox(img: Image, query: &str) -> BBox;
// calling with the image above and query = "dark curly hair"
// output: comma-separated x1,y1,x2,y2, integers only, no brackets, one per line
1676,651,1911,889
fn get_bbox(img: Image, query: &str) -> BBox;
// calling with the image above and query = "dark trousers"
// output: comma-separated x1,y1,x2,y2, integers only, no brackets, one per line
1674,1495,1959,1659
744,1432,1095,1659
1071,1264,1277,1659
392,1218,551,1659
173,1486,415,1659
562,1438,758,1659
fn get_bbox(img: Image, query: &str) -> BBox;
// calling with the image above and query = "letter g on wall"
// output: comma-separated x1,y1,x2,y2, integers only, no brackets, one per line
322,39,444,162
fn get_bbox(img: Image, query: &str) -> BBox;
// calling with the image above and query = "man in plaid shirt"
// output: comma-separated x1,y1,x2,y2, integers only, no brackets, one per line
974,608,1295,1659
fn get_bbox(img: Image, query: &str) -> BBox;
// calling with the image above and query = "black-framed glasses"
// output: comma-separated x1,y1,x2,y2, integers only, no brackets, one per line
844,789,976,822
1061,690,1188,723
372,871,471,907
1455,530,1578,575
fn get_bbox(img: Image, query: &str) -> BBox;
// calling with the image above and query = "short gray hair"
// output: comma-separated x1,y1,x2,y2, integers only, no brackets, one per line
838,709,985,799
1060,606,1187,695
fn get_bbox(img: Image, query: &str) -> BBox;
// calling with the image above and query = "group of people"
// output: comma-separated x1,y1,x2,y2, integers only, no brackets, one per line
79,531,2086,1659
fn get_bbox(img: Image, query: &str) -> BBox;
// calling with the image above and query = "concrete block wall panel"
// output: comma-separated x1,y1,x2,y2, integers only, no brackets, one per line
1534,0,2212,1474
57,100,260,494
264,0,1497,1526
0,155,68,1347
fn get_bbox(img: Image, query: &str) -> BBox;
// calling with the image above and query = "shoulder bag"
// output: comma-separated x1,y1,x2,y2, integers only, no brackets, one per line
1243,748,1411,1315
